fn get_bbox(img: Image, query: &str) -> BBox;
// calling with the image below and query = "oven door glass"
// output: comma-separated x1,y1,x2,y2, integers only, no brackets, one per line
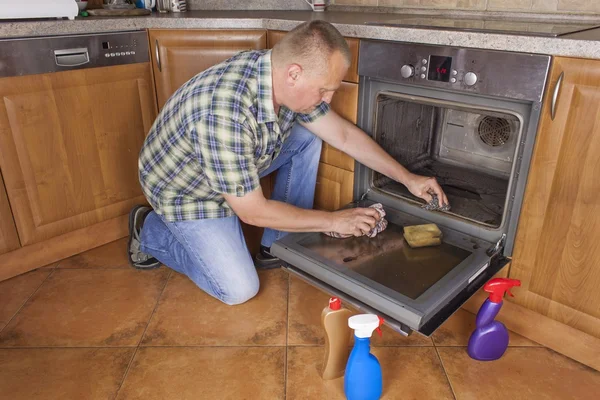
271,200,508,336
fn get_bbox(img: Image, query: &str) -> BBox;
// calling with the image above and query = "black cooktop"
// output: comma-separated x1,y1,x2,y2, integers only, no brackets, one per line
366,16,600,37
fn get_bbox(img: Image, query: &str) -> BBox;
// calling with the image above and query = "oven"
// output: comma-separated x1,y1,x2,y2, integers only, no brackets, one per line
271,40,551,336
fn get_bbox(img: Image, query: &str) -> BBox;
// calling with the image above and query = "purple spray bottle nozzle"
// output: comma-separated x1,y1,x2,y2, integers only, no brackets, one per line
484,278,521,303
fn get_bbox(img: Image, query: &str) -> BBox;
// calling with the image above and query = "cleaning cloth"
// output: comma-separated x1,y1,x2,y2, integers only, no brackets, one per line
324,203,388,239
422,191,451,212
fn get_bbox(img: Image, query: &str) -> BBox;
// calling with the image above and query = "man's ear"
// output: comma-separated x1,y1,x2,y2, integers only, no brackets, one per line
286,64,303,86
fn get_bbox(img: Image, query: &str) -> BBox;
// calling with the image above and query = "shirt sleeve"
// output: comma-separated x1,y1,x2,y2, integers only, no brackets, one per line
295,101,331,123
192,114,260,197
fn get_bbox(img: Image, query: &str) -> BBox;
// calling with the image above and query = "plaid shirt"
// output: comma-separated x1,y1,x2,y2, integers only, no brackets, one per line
139,50,330,221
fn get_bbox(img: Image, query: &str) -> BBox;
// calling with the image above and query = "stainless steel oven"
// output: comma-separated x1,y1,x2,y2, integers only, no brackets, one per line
272,40,551,336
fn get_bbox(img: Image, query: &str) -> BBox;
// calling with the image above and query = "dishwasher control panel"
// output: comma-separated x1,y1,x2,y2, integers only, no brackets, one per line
101,36,140,58
0,31,149,78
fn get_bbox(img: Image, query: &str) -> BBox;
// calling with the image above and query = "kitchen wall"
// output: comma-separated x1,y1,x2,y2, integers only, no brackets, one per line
187,0,600,14
187,0,313,10
332,0,600,14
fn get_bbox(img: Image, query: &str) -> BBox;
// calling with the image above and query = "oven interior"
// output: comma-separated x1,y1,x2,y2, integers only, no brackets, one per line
372,93,522,229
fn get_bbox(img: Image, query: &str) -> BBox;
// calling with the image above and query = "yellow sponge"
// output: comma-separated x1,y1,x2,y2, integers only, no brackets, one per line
403,224,442,248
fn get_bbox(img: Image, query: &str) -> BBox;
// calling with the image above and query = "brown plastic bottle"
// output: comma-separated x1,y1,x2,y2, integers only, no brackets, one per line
321,297,353,380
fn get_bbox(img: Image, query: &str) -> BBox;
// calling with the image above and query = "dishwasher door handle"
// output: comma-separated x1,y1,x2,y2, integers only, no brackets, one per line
54,48,90,67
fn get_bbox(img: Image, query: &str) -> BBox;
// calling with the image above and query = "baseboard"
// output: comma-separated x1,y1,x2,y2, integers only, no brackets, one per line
463,291,600,371
0,215,128,282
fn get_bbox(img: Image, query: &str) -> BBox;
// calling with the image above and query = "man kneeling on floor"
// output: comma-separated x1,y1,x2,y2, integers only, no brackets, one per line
128,20,448,305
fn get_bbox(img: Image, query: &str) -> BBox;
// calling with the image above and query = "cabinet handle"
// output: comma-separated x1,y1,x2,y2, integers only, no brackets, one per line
155,39,161,72
551,72,564,121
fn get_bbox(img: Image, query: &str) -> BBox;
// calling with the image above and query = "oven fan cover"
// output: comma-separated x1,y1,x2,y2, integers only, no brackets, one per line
478,116,513,147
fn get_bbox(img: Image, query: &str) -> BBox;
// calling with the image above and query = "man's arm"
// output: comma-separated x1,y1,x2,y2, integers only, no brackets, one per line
223,188,380,237
301,111,449,206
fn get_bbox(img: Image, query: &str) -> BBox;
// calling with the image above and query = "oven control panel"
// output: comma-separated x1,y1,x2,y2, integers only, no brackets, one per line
401,55,478,87
359,40,551,102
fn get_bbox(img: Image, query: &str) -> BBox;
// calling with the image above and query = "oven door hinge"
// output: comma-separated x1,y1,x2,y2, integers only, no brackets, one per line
486,233,506,258
359,188,371,201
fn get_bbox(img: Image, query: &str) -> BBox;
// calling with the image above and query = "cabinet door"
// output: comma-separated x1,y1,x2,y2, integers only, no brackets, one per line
150,29,267,108
0,63,157,246
323,82,358,172
508,57,600,339
314,163,354,211
0,172,19,255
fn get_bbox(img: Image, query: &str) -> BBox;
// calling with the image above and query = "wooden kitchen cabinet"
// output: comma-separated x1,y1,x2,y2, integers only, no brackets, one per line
314,163,354,212
466,56,600,370
149,29,267,109
0,172,20,255
0,63,156,248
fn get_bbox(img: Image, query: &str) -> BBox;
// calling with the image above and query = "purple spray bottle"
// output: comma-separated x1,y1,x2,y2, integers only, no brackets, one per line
467,278,521,361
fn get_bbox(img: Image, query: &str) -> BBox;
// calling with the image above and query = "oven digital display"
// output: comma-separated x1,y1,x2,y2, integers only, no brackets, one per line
428,55,453,82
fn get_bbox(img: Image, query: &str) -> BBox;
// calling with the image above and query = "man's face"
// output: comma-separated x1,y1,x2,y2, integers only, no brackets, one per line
285,51,348,114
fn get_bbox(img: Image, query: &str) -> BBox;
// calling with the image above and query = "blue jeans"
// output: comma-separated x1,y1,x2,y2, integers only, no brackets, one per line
139,123,322,305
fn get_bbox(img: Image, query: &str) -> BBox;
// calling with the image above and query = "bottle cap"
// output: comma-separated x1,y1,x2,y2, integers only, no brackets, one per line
484,278,521,303
348,314,381,338
329,297,341,311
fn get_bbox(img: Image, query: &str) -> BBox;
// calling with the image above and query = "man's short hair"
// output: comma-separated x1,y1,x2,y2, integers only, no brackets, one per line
271,20,351,77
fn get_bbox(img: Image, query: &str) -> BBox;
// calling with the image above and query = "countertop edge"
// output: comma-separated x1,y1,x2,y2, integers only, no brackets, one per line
1,14,599,60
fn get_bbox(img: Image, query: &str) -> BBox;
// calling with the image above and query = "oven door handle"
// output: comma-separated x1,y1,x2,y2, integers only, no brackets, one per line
551,71,564,121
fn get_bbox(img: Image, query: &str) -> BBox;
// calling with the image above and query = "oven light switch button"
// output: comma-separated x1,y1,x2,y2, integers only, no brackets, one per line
400,64,415,78
465,72,478,86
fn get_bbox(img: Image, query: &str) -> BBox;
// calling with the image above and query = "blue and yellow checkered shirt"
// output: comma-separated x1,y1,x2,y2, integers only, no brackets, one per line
138,50,329,221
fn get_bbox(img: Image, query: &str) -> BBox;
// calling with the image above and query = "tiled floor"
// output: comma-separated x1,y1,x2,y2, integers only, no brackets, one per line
1,238,599,399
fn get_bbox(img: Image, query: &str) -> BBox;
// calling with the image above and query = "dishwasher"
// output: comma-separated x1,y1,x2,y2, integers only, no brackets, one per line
0,31,155,253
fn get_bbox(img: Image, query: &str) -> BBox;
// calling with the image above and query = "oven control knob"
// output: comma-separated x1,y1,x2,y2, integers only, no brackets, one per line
400,64,415,78
465,72,478,86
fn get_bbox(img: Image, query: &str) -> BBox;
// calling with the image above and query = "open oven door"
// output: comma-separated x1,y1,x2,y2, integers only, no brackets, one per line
270,200,509,337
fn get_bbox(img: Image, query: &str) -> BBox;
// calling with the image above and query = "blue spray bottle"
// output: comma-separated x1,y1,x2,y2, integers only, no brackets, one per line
468,278,521,361
344,314,384,400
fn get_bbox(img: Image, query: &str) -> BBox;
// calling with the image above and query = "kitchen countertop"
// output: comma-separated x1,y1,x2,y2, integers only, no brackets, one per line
1,11,600,59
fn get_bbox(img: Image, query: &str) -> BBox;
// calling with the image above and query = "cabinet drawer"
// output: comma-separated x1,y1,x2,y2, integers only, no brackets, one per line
267,31,359,83
314,163,354,211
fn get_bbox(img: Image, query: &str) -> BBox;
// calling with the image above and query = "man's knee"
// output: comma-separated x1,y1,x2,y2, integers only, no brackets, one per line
220,276,260,306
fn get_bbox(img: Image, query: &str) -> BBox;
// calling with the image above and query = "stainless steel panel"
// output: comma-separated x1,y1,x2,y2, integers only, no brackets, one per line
0,31,149,78
358,40,551,102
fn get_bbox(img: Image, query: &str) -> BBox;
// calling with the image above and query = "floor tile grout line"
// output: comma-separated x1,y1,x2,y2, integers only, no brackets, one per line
136,269,173,347
434,346,458,400
0,267,56,337
113,269,173,399
0,344,289,349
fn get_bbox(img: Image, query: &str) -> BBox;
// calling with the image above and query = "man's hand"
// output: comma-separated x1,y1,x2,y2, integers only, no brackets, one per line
405,174,449,207
330,207,381,237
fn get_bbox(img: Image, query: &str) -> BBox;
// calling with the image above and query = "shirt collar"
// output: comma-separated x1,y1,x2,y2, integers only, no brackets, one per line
256,50,278,124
